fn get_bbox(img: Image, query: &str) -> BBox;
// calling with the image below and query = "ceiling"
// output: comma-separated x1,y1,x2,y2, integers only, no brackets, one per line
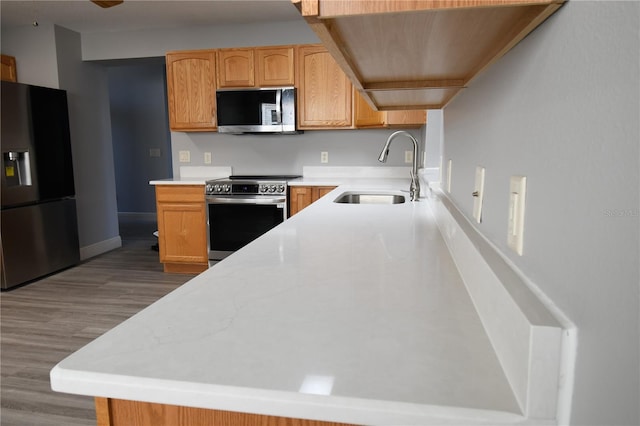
0,0,303,34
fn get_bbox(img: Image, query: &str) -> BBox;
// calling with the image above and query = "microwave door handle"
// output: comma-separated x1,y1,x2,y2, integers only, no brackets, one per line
275,90,282,124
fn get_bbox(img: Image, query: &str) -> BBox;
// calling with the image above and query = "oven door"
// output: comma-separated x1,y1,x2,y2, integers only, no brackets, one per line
206,195,286,261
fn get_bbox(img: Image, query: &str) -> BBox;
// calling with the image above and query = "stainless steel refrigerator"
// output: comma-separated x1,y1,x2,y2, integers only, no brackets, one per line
1,81,80,290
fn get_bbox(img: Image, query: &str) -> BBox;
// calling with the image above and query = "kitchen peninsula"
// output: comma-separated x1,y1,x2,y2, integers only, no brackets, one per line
51,175,562,425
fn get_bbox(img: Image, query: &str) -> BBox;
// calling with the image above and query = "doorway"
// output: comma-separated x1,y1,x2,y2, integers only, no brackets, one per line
107,58,172,243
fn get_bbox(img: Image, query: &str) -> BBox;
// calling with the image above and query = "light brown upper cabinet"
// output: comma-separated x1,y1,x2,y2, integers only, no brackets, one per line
354,90,425,128
385,110,426,128
166,50,217,131
217,48,255,88
293,0,565,110
255,46,295,86
296,44,353,129
218,46,295,88
1,54,17,82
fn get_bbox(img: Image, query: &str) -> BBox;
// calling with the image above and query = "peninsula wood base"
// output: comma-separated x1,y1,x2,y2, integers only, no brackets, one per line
95,397,357,426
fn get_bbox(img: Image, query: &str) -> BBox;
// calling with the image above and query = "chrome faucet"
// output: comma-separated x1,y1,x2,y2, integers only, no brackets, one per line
378,130,421,201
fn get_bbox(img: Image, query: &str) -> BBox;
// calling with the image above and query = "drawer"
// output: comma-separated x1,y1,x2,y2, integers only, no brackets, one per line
155,185,204,203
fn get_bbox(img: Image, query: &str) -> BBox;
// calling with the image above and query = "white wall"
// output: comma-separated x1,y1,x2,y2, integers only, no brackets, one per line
0,23,59,88
442,2,639,425
54,26,120,255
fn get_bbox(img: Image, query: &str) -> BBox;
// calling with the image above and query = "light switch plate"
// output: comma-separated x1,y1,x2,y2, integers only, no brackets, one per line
446,159,452,193
204,152,212,165
472,166,485,223
508,175,526,255
404,150,413,163
179,150,190,163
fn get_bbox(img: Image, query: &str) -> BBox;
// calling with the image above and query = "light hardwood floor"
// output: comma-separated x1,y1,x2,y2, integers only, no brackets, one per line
1,225,194,426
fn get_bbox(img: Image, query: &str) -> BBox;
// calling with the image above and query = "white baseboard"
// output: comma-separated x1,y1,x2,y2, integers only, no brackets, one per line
427,190,571,421
79,236,122,261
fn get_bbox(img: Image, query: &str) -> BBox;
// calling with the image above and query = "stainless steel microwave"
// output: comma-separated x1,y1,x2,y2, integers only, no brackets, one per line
216,87,298,134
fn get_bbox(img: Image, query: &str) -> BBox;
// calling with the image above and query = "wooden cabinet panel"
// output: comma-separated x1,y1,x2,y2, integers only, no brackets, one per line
289,186,313,217
1,54,17,82
296,45,352,129
155,185,207,273
385,109,427,127
315,186,336,199
256,46,295,86
289,185,337,216
354,90,426,128
217,48,255,88
354,89,384,128
166,51,216,131
218,46,295,88
294,0,564,110
96,397,356,426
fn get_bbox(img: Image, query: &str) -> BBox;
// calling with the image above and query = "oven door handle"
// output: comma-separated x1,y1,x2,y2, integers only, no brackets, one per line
207,196,286,205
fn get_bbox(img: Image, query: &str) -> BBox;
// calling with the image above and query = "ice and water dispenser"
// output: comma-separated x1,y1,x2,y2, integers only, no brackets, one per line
3,151,32,187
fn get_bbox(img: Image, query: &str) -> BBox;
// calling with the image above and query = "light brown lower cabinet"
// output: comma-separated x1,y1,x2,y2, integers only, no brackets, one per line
289,186,337,216
155,185,208,274
95,398,357,426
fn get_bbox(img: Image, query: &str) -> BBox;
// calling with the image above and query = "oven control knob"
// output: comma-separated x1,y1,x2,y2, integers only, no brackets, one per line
277,184,285,193
266,185,274,193
213,184,221,193
223,184,231,193
206,184,213,194
259,185,267,193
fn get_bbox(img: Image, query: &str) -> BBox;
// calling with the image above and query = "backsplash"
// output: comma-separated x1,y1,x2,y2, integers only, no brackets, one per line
170,128,426,177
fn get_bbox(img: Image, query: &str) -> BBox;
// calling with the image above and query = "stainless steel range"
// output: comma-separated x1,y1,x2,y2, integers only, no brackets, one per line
205,175,300,262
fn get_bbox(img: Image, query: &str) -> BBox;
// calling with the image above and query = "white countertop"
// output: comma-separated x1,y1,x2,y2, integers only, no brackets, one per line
149,166,232,185
51,178,537,425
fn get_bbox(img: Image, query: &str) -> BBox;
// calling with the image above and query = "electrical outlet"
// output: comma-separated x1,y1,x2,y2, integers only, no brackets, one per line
320,151,329,163
508,176,527,255
149,148,161,158
178,150,190,163
204,152,212,164
404,150,413,164
472,166,485,223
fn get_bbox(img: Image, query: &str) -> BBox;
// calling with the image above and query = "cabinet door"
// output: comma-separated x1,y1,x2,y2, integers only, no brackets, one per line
1,54,17,82
296,45,352,129
313,186,337,201
218,49,255,88
166,51,217,131
289,186,337,217
385,110,427,127
354,90,384,128
289,186,313,217
155,186,208,271
256,47,295,86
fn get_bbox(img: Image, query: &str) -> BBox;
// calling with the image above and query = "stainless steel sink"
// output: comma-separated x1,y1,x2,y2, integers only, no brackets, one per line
334,192,406,205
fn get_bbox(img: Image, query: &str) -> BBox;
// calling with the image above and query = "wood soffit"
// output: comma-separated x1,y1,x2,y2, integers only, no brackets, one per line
292,0,565,111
